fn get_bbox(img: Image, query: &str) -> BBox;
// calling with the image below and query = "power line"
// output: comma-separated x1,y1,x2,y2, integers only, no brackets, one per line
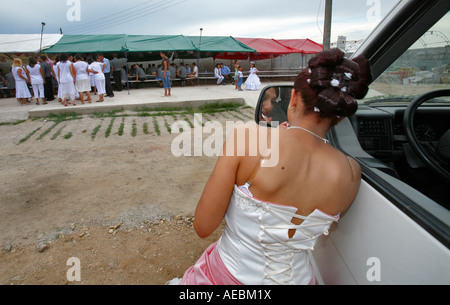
65,0,187,35
64,0,158,33
74,0,184,34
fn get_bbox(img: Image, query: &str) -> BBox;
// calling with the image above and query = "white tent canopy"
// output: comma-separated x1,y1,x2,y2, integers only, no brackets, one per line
0,34,62,53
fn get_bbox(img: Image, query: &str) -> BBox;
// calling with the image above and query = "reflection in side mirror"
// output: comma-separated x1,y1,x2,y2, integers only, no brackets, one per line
255,85,293,127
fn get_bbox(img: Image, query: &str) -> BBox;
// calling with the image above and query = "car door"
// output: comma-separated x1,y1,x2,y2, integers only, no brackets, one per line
311,119,450,284
309,0,450,284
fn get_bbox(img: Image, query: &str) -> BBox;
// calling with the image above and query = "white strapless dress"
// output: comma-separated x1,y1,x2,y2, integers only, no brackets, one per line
170,184,339,285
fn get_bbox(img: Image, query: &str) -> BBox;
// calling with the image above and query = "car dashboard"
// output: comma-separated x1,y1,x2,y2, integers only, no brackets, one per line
350,101,450,164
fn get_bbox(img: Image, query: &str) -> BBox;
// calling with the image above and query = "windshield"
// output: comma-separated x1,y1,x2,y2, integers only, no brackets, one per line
364,11,450,103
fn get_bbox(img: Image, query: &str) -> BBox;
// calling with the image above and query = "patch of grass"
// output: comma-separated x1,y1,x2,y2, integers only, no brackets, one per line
91,109,125,118
181,114,194,128
37,121,60,140
63,132,73,139
197,102,242,113
131,120,137,137
152,117,160,136
105,118,115,138
136,112,151,117
47,112,82,122
0,119,27,126
51,125,66,140
163,117,171,133
136,105,185,112
118,117,125,136
134,102,243,116
19,127,41,144
143,122,150,135
91,124,101,140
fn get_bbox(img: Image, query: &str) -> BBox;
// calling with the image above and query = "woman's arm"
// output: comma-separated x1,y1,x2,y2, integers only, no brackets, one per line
193,128,242,238
70,64,76,83
17,68,28,82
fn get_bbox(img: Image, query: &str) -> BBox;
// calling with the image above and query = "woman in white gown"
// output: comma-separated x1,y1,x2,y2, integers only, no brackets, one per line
11,58,31,105
58,53,77,106
87,56,105,103
169,48,372,285
244,62,261,90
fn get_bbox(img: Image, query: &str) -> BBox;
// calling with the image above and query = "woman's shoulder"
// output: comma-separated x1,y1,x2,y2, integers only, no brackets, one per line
322,145,360,176
225,123,272,156
318,147,362,205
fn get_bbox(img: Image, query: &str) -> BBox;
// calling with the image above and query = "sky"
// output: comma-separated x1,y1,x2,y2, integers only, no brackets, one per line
1,0,400,44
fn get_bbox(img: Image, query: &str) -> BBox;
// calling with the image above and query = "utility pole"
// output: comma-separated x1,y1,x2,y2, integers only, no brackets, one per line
40,22,46,54
323,0,332,51
197,28,203,86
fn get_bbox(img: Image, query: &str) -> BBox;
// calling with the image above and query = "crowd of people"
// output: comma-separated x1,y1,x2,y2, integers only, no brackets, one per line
213,60,261,91
2,53,114,106
1,52,262,106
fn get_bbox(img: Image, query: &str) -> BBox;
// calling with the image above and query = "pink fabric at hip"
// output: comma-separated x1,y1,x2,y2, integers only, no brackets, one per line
180,242,242,285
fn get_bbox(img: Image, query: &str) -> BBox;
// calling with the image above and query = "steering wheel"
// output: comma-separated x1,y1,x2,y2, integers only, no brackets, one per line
403,89,450,182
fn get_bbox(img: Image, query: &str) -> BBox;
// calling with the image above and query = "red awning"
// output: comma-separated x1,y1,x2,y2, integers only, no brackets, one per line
277,39,323,54
216,37,299,60
236,38,299,55
215,37,322,60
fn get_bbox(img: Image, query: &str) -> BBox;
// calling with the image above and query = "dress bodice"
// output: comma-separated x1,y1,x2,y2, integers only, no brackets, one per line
216,184,339,285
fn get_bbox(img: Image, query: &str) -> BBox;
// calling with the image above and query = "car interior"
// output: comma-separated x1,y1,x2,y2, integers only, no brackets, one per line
348,8,450,209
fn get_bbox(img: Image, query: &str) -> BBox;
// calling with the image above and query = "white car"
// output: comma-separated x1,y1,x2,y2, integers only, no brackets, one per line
255,0,450,284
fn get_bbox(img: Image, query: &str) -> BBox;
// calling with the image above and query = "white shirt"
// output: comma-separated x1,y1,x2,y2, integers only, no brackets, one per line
53,64,59,82
73,61,89,81
27,64,44,85
58,61,74,83
89,62,105,80
12,66,27,82
192,66,199,77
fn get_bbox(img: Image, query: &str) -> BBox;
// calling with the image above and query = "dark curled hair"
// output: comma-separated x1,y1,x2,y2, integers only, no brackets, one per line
294,48,372,120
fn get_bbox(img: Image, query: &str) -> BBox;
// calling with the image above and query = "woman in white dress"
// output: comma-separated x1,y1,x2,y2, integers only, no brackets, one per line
170,49,372,285
87,56,105,103
11,58,31,105
26,57,46,105
73,54,92,104
244,62,261,90
52,56,62,103
57,53,77,106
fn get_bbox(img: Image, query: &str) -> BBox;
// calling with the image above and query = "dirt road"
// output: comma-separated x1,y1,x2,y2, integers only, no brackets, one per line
0,105,254,284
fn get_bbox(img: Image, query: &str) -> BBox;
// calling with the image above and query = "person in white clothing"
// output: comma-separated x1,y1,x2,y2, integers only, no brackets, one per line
187,62,198,86
87,56,105,103
26,57,46,105
11,58,31,105
73,54,92,104
170,49,372,285
57,53,77,106
214,63,224,85
52,56,62,103
244,62,261,90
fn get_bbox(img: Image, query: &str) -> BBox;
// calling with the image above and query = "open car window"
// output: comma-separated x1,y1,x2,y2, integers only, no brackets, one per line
363,11,450,104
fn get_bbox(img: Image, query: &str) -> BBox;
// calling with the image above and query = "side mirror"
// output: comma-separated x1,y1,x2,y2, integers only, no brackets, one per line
255,85,293,127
